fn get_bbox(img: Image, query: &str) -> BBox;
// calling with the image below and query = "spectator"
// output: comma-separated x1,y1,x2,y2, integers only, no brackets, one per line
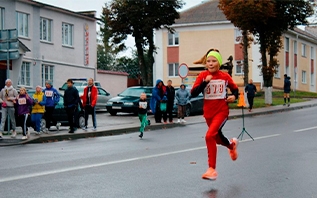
138,92,150,138
176,84,190,123
0,79,18,139
81,78,98,130
283,74,291,107
14,87,33,139
31,86,46,135
64,79,80,133
245,79,257,112
166,80,175,123
150,79,167,123
43,80,61,133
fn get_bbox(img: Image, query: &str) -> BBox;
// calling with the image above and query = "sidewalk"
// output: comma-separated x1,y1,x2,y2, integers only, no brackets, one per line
1,99,317,147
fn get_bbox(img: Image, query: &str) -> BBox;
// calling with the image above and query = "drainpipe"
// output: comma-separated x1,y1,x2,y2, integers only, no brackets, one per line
294,33,298,98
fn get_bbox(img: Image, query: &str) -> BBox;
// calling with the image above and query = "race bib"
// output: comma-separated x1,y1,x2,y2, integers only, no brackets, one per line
139,102,147,109
45,91,53,97
18,98,27,105
204,80,226,100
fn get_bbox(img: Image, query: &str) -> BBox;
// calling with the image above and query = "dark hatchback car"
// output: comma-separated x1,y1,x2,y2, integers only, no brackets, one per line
172,87,204,117
0,90,85,131
106,86,153,116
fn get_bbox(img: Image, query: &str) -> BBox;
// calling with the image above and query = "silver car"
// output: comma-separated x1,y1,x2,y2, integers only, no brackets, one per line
77,86,112,110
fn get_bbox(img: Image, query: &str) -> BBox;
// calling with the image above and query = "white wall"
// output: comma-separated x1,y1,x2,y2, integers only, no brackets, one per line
96,71,128,96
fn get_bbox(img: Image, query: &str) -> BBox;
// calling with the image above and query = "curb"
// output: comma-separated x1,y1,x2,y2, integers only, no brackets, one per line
0,122,186,147
1,102,317,147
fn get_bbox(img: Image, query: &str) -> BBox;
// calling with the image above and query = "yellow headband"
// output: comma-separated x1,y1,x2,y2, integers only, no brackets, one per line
206,51,222,66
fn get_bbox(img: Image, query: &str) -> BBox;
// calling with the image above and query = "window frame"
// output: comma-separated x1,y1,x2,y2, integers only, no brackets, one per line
16,12,29,38
301,43,306,57
285,37,289,52
235,60,244,75
62,22,74,46
168,63,179,77
18,62,31,86
274,64,280,78
40,17,52,42
41,64,54,87
294,40,297,54
168,32,179,46
0,7,4,30
302,70,307,84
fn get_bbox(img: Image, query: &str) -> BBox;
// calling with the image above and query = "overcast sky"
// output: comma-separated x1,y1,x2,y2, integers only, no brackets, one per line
38,0,202,56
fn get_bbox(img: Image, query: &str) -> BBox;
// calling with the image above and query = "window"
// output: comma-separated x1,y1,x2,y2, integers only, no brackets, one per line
62,23,73,46
311,73,314,85
19,62,31,86
302,70,307,83
234,29,242,43
285,37,289,52
168,32,179,46
302,44,306,57
274,64,280,78
235,60,243,75
168,63,179,77
0,8,4,30
285,66,290,76
40,18,52,42
311,47,314,59
294,41,297,54
16,12,29,37
42,65,54,86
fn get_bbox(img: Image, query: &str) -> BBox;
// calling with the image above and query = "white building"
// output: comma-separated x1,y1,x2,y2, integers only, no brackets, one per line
0,0,97,89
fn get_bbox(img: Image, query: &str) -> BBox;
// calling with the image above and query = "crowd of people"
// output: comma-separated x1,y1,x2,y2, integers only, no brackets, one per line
0,78,99,139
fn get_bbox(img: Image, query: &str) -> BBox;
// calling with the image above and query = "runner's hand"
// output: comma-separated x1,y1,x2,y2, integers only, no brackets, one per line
205,75,213,83
227,95,236,103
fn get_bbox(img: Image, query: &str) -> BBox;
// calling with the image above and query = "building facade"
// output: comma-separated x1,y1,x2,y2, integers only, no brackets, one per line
154,0,317,93
0,0,97,89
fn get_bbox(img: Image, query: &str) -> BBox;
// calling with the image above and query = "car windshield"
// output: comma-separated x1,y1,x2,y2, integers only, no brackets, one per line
76,87,84,93
60,82,84,90
118,87,152,97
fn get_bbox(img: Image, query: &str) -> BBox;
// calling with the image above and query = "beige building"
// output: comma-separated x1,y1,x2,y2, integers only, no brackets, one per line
154,0,317,93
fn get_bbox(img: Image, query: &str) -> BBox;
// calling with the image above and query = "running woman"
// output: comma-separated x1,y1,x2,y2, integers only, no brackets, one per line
191,49,239,181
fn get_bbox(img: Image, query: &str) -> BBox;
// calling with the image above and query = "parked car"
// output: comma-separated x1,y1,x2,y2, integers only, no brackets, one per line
59,78,101,91
76,86,112,110
173,87,204,117
106,86,153,116
27,90,85,131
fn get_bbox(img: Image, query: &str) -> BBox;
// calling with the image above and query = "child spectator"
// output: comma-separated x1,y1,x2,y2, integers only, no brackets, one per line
138,93,150,138
14,87,33,139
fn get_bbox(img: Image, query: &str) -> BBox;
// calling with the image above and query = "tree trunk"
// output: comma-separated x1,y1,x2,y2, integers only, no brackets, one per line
146,30,154,86
134,33,148,86
242,30,249,86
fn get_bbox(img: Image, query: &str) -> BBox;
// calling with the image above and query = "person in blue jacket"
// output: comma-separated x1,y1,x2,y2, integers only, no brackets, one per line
283,74,291,107
43,80,61,132
150,79,168,123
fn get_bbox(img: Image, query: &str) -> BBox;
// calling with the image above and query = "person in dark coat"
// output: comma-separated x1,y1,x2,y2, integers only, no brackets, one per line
283,74,291,107
64,79,80,133
150,79,167,123
166,80,175,123
245,79,257,112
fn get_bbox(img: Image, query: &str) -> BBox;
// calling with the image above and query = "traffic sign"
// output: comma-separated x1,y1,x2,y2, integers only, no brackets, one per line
0,29,17,41
178,63,189,79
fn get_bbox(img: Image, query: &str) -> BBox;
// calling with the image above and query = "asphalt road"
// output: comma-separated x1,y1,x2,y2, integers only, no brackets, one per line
1,107,317,198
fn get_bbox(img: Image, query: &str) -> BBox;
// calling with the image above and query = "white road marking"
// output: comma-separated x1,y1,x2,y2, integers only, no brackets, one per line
0,133,280,183
294,126,317,133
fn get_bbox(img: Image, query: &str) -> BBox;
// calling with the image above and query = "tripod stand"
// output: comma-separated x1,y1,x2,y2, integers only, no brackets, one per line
237,106,254,141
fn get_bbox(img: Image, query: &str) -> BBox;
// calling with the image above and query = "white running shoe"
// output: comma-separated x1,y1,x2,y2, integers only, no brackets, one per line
22,136,28,140
11,131,17,138
177,119,181,123
181,119,186,123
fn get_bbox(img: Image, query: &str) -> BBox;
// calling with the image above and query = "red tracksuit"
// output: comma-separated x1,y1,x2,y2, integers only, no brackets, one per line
191,70,238,169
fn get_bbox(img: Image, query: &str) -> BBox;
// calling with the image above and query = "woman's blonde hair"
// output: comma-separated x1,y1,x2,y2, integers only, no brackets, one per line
193,48,220,65
19,87,26,93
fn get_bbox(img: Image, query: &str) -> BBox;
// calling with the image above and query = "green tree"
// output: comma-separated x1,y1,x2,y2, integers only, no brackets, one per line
102,0,184,86
97,44,116,70
219,0,313,103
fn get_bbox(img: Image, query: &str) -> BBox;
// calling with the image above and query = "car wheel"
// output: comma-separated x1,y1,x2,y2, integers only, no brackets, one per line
40,118,46,131
109,110,117,116
78,115,85,128
185,104,191,117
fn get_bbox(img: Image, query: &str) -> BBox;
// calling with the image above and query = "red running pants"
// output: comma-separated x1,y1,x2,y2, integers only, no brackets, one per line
205,112,231,169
